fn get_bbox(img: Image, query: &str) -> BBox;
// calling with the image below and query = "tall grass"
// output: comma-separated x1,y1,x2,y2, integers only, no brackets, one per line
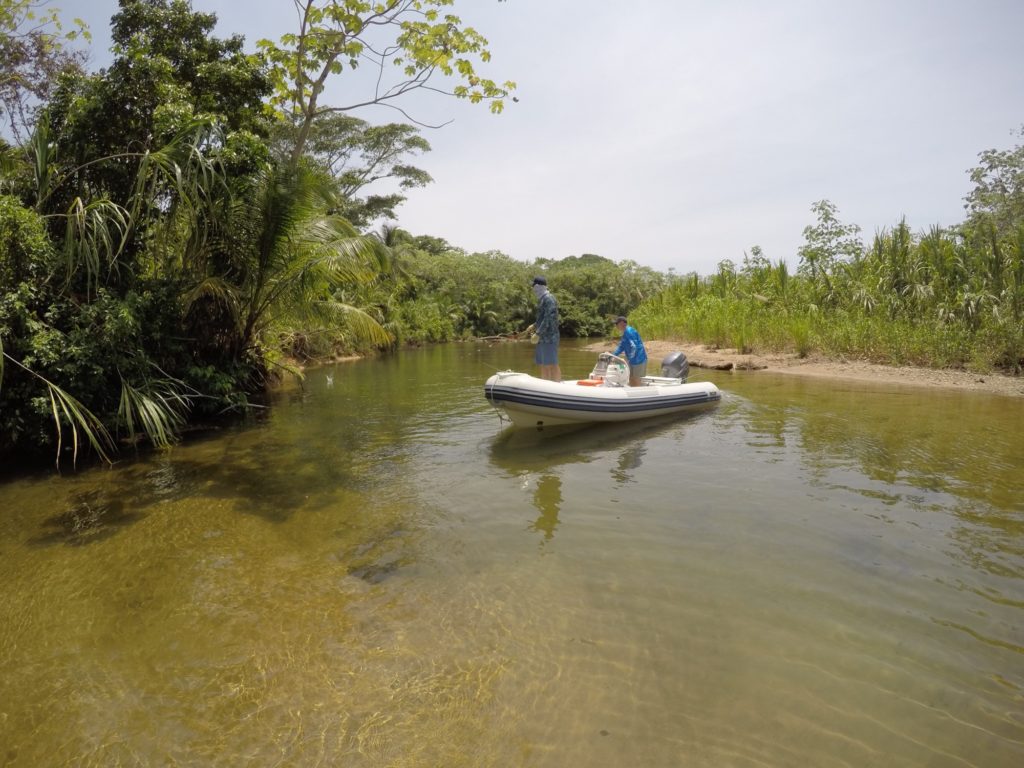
634,220,1023,374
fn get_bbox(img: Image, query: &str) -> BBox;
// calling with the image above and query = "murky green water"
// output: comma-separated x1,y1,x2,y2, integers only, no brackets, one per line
1,342,1022,767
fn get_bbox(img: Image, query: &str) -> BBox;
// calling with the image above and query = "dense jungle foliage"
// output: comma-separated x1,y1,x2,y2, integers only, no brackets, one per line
0,0,1021,470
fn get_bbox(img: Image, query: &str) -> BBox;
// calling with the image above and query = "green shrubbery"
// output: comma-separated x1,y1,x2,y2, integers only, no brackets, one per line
634,197,1024,374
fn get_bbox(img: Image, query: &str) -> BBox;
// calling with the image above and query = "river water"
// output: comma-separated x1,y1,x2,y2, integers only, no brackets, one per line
1,341,1022,767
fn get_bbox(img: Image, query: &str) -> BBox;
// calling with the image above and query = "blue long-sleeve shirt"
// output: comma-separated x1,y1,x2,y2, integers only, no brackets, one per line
535,291,559,343
614,325,647,366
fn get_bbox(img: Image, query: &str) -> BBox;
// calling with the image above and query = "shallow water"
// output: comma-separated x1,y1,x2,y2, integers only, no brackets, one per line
1,342,1022,767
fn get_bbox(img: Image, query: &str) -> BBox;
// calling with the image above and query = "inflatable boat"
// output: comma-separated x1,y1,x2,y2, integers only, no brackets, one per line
484,351,721,428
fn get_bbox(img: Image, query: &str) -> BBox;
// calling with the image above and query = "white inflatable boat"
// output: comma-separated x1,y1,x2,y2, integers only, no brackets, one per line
484,351,721,428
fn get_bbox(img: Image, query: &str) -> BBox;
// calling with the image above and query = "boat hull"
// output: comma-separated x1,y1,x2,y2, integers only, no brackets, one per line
484,371,721,428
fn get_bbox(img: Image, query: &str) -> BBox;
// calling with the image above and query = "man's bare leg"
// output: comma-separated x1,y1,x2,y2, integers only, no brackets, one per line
540,364,561,381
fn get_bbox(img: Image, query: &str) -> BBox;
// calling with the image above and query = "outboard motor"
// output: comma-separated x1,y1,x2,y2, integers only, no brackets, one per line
661,351,690,382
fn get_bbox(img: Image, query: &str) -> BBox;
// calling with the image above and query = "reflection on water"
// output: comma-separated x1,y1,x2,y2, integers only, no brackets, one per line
530,475,562,543
1,342,1023,767
612,444,646,486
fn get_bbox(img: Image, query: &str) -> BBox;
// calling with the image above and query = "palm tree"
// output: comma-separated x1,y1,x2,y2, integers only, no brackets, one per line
183,161,393,376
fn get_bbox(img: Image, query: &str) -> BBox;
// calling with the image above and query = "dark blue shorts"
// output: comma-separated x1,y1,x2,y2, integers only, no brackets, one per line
534,341,559,366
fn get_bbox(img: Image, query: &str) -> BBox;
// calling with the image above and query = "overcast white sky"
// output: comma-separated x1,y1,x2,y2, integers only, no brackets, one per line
59,0,1024,275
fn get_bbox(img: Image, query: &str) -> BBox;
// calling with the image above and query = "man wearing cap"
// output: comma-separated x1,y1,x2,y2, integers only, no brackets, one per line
528,276,561,381
613,315,647,386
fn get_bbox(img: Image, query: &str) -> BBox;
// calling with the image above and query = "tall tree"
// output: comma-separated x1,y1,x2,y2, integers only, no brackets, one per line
797,199,863,305
257,0,516,166
45,0,271,217
962,127,1024,333
964,126,1024,241
0,0,88,140
274,112,433,227
184,161,393,369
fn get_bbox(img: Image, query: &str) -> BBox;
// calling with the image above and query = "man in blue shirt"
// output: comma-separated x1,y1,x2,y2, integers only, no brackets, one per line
613,315,647,386
530,276,561,381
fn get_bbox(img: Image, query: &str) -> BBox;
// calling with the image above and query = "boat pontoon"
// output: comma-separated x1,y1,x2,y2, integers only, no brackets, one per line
484,351,721,429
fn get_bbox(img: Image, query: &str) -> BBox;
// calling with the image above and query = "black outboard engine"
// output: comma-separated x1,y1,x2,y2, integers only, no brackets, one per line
661,351,690,382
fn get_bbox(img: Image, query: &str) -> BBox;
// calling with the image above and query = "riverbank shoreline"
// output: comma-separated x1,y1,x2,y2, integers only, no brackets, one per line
294,339,1023,398
585,340,1024,398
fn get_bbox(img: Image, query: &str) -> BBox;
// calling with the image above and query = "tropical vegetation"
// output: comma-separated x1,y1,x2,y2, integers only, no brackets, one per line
0,0,1021,472
634,176,1024,372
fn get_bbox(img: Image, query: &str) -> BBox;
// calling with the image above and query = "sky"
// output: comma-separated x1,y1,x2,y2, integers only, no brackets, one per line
55,0,1024,275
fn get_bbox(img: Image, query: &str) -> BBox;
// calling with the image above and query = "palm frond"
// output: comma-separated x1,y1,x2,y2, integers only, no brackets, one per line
317,300,394,347
267,356,305,381
29,115,55,205
311,220,395,277
133,119,228,255
117,374,196,450
1,350,115,468
182,277,242,325
59,196,131,291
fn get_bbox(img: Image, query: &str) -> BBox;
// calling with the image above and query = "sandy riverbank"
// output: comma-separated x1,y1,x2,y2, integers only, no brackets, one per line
585,340,1024,398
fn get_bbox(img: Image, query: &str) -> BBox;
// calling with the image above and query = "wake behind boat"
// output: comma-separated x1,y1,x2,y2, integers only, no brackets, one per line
484,351,721,428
